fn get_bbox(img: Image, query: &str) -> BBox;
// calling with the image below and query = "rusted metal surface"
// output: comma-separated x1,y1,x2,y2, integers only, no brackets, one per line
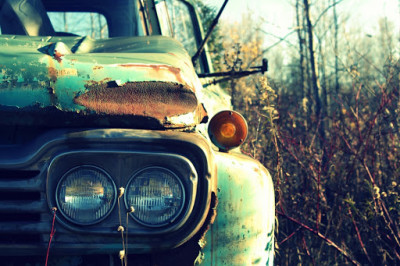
0,35,206,128
74,81,198,118
202,152,275,265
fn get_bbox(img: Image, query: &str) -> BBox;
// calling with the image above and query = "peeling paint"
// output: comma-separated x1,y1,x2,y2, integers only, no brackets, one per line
93,65,104,71
202,152,275,265
53,50,64,63
0,35,206,128
114,63,188,88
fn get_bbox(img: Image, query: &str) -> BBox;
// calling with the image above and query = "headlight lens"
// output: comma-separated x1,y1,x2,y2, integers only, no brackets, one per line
56,166,116,225
125,167,185,227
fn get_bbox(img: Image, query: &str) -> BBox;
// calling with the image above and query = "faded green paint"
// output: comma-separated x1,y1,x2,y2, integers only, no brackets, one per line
0,0,275,264
0,35,206,128
202,151,275,265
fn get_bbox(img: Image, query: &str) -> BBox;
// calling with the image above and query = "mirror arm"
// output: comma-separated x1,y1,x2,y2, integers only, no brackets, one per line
192,0,229,67
199,58,268,78
199,59,268,86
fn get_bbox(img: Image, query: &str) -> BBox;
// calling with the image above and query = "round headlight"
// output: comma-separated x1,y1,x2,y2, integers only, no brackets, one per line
56,166,116,225
125,167,185,227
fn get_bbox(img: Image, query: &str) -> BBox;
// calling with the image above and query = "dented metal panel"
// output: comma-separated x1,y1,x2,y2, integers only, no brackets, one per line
202,152,275,265
0,35,207,128
74,81,198,118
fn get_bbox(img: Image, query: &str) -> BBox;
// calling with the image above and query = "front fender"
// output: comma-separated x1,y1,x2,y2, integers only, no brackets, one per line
202,151,275,265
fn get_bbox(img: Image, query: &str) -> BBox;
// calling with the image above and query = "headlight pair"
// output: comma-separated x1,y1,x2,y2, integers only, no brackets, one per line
56,165,185,227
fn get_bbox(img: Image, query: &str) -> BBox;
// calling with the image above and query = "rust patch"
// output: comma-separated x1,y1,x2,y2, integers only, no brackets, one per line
118,64,186,87
53,49,63,63
48,56,57,82
48,68,77,78
58,69,78,77
47,53,77,82
74,81,200,121
167,66,185,85
198,192,218,255
48,67,57,82
85,78,112,87
93,65,104,71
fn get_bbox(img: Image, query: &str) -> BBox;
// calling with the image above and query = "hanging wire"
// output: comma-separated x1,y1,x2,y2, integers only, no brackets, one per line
45,207,57,266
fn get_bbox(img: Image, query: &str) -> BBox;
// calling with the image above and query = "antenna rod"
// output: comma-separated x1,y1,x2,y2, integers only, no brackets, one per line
192,0,229,66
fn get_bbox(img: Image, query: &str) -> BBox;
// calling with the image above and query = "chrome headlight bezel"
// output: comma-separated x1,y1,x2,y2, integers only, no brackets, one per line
41,129,214,252
124,166,186,227
55,165,117,225
47,149,198,234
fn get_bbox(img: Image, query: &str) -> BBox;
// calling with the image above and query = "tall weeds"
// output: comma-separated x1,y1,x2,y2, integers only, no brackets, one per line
238,60,400,265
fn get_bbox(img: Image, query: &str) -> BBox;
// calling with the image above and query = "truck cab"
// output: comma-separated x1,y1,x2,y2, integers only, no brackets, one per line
0,0,274,265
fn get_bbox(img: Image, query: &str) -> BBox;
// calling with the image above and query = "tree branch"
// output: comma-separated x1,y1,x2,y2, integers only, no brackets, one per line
313,0,345,27
277,210,361,266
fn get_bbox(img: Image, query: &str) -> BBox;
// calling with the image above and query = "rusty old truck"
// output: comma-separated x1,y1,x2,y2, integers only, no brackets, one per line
0,0,274,265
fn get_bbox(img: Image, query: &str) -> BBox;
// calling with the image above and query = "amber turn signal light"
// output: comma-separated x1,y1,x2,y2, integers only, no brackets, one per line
208,110,248,152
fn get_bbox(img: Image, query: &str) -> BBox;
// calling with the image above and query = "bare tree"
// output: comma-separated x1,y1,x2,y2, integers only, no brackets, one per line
296,0,308,105
304,0,324,140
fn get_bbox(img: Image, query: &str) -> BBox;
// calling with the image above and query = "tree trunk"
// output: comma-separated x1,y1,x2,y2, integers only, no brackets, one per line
296,0,307,101
303,0,324,141
333,0,340,111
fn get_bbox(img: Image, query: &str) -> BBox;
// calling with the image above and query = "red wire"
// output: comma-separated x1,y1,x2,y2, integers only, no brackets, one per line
45,208,57,266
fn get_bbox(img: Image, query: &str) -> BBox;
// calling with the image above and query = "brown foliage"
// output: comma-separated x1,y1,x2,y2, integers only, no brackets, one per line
212,6,400,265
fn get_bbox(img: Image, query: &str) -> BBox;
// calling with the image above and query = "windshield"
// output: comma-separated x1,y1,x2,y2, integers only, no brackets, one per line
48,12,109,39
155,0,207,72
0,0,202,55
0,0,144,37
156,0,197,57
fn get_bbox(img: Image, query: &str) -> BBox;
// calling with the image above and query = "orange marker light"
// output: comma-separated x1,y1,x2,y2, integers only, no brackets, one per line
220,122,236,138
208,110,248,152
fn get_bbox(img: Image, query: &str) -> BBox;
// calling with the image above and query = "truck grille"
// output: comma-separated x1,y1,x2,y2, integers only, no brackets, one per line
0,169,49,248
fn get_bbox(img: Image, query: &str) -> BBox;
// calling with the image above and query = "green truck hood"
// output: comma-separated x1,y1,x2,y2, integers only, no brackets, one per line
0,35,207,129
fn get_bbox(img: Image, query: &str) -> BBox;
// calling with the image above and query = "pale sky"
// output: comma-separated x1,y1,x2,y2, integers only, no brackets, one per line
205,0,400,47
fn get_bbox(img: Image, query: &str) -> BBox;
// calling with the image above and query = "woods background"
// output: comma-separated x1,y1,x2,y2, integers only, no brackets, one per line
196,0,400,265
